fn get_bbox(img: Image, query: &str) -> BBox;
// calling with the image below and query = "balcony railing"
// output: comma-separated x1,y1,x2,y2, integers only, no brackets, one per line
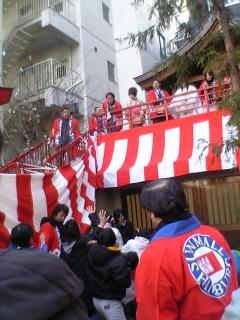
18,58,81,99
17,0,76,25
0,83,232,173
88,83,232,134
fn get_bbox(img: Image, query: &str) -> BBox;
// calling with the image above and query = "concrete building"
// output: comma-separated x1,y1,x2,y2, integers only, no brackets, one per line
1,0,119,120
111,0,171,104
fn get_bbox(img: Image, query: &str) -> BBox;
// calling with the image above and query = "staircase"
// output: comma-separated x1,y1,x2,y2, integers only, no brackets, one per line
3,29,33,76
0,135,88,173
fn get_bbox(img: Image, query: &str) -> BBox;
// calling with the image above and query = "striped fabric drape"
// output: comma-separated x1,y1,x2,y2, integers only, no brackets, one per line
96,111,237,188
0,139,96,248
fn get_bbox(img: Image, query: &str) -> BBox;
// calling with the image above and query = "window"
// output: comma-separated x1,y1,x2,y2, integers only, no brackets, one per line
107,61,116,83
102,2,111,24
159,34,166,59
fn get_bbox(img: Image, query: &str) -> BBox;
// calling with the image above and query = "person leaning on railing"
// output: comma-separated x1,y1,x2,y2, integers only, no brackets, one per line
146,80,171,123
199,70,222,111
101,92,123,133
126,87,145,129
88,106,107,135
169,84,204,119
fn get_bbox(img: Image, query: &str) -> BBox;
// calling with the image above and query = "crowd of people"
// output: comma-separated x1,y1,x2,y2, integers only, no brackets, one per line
88,70,230,135
0,178,239,320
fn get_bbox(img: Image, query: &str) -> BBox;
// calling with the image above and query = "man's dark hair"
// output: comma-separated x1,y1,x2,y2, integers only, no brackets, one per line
98,228,116,247
113,208,124,222
106,92,115,99
94,106,100,113
128,87,138,97
140,179,188,222
62,106,70,112
11,223,33,248
51,204,69,219
125,251,139,270
153,79,161,86
61,220,80,243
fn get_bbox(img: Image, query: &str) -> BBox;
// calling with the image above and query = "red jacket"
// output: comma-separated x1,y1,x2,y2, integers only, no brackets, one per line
88,113,106,134
101,100,123,131
38,222,61,256
88,115,98,135
199,80,221,106
147,89,171,119
136,216,238,320
101,100,122,118
0,211,10,249
50,116,81,147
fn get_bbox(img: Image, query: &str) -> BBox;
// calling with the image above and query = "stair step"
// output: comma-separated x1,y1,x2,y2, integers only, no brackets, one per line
19,30,34,40
13,35,30,44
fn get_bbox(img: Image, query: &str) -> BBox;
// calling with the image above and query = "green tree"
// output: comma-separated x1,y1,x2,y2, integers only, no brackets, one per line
124,0,240,91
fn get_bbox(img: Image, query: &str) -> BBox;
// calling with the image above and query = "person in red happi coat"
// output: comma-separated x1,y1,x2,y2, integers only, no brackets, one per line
38,204,69,256
136,179,238,320
101,92,123,133
147,80,171,123
50,106,81,147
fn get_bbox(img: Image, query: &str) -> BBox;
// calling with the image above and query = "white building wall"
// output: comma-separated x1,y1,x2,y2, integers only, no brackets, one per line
79,0,119,116
111,0,169,104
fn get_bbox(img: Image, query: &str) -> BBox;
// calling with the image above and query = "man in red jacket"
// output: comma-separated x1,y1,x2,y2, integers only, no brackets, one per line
136,179,238,320
50,106,81,147
147,80,171,123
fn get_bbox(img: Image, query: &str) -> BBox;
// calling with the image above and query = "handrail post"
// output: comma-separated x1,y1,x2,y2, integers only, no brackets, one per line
204,87,209,112
50,58,54,86
165,98,168,121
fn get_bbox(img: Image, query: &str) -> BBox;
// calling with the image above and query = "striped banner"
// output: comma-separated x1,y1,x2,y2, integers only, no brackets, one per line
0,138,96,248
96,111,237,188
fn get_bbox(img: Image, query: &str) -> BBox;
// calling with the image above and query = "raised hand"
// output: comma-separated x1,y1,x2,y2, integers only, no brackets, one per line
98,209,107,227
86,205,95,214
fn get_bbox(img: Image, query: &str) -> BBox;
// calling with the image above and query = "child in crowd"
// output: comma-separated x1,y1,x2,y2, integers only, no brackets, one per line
86,228,131,320
8,223,35,250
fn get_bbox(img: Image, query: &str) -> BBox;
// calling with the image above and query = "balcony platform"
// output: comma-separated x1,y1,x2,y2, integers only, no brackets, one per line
42,7,79,45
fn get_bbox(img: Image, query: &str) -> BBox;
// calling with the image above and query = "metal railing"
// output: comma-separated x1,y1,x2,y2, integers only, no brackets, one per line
18,58,80,99
0,83,232,173
88,83,231,134
17,0,76,24
0,136,87,173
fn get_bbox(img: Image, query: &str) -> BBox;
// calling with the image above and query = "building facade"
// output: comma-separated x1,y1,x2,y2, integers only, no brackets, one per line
111,0,171,104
